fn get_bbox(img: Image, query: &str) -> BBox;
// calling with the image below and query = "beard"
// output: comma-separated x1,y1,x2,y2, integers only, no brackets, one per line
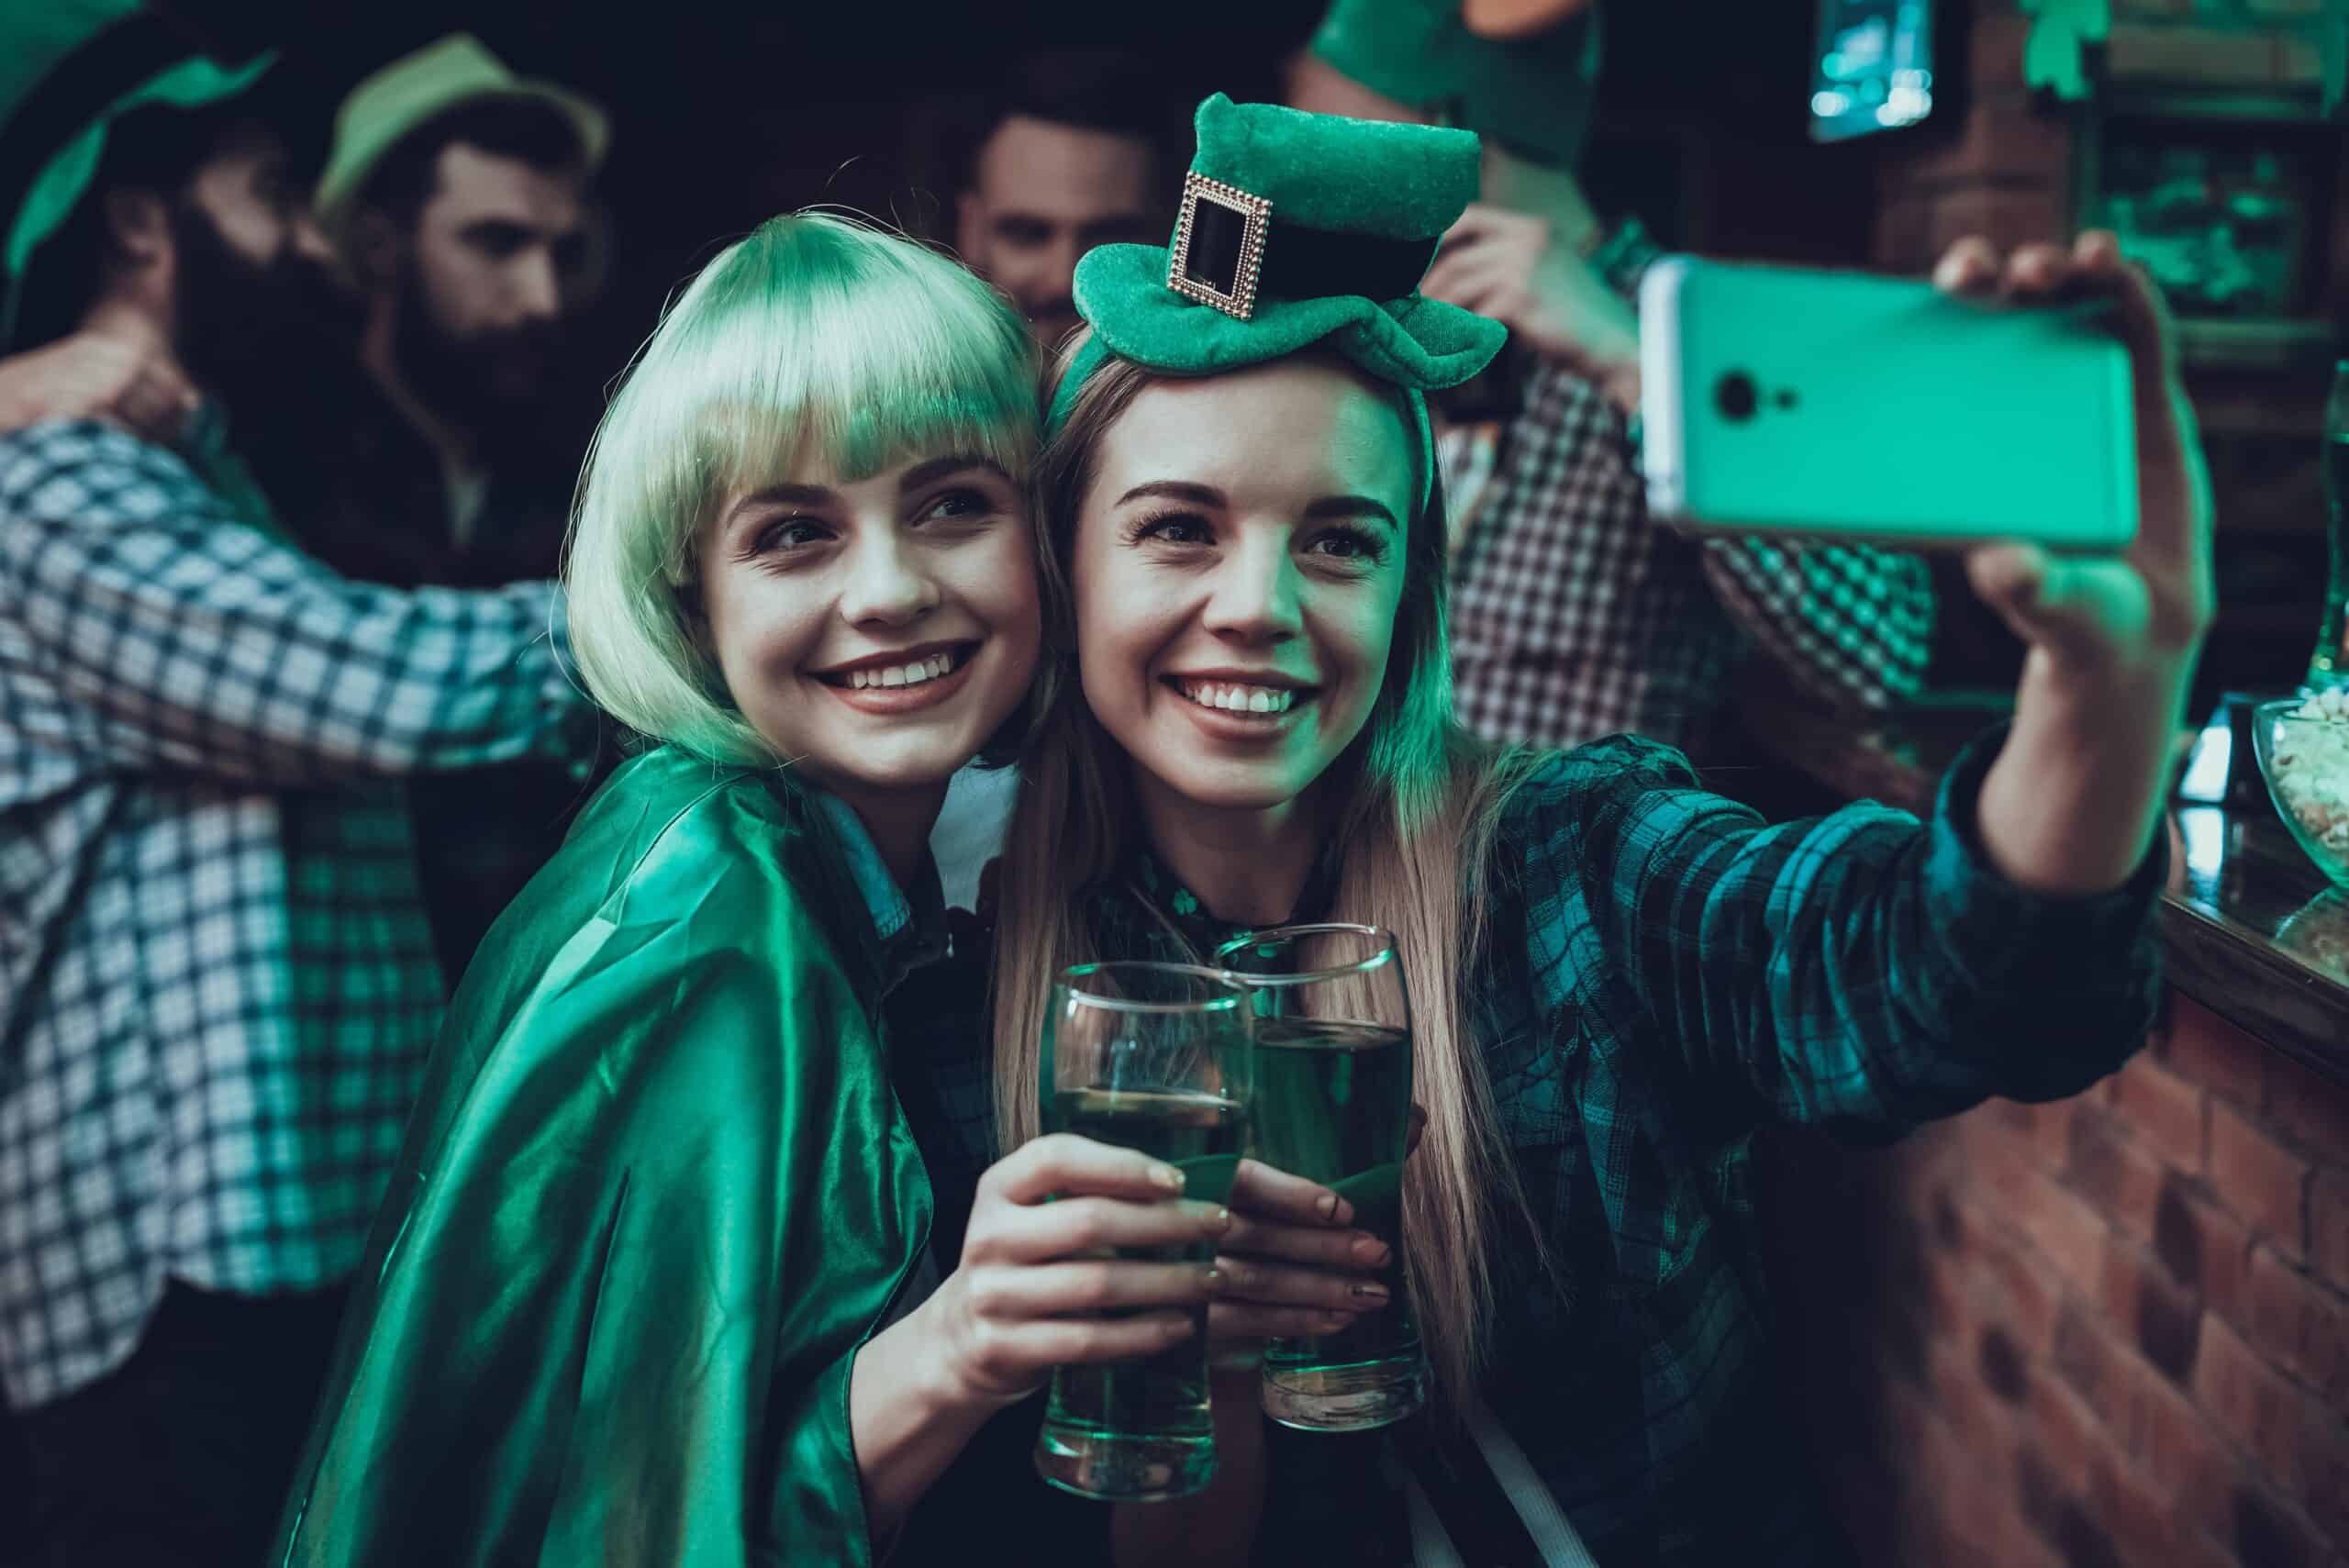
389,261,562,453
172,203,358,429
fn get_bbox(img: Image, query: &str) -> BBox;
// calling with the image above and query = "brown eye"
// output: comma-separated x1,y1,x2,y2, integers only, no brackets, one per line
1304,525,1384,563
1129,511,1212,546
918,487,997,523
751,517,831,555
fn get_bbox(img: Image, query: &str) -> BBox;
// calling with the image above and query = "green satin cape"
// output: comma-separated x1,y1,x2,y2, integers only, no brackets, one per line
273,746,930,1565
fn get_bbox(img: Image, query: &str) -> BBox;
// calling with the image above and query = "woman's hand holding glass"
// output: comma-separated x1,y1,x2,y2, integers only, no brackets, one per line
1207,1160,1395,1346
1202,1105,1429,1350
921,1133,1394,1410
924,1133,1226,1409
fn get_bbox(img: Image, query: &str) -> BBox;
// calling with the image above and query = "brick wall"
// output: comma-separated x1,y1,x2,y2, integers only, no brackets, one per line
1766,995,2349,1566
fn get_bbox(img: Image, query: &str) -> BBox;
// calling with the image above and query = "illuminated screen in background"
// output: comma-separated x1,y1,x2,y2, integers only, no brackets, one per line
1810,0,1936,141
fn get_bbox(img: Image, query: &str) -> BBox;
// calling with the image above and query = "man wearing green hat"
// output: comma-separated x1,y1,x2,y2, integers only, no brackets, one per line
250,33,611,984
0,11,595,1563
1296,0,1937,763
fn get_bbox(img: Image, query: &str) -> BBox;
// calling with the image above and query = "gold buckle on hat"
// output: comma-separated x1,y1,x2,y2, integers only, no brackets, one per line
1166,172,1272,321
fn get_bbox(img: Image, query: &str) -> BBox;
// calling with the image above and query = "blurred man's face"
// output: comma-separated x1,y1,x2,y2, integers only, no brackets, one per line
393,142,591,427
955,115,1156,350
173,126,351,416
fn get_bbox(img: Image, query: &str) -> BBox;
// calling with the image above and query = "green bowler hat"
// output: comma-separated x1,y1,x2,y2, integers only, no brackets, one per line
0,1,273,348
1053,94,1507,506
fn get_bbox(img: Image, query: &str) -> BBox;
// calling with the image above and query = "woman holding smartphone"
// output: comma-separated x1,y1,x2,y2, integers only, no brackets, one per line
272,212,1387,1567
991,96,2210,1565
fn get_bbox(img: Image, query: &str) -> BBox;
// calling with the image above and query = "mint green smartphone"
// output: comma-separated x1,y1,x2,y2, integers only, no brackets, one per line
1638,256,2138,550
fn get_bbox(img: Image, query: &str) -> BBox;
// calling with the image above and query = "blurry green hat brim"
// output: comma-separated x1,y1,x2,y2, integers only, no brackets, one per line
2,50,274,349
1308,0,1603,170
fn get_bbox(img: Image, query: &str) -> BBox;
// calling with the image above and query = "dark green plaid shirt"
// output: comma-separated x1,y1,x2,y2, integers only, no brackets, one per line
916,728,2163,1564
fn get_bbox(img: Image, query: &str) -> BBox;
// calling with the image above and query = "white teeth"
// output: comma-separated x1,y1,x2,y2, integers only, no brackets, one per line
1180,681,1297,715
841,651,961,691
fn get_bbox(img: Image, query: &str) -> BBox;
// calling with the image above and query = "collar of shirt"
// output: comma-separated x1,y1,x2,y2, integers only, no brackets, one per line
807,790,950,985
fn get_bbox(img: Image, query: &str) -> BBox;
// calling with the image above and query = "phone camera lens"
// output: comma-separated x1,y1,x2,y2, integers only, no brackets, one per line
1715,372,1759,422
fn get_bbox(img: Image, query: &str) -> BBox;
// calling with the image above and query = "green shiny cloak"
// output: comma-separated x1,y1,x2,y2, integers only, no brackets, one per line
273,746,931,1566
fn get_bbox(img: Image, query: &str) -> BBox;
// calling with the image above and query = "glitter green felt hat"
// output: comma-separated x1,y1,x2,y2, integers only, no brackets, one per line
1047,94,1508,509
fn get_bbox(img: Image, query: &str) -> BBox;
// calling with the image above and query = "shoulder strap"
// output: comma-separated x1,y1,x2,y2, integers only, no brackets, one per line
1395,1396,1601,1567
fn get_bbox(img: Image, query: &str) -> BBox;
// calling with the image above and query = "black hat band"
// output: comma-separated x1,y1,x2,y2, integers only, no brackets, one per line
1168,172,1441,322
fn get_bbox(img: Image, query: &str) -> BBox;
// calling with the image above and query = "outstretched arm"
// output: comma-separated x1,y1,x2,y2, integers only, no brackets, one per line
0,422,587,784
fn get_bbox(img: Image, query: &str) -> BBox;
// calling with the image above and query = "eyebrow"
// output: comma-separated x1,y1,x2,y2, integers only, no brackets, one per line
1302,495,1401,533
1114,480,1400,533
730,482,835,515
1116,480,1223,509
898,454,1011,494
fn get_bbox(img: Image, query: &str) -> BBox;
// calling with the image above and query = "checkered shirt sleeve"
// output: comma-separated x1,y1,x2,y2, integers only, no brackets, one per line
1699,537,1935,711
0,422,580,781
0,420,590,1407
1450,364,1740,754
1520,729,2166,1132
1448,363,1940,754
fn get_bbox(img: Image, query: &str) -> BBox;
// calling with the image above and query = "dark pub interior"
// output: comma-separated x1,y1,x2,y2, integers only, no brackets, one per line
1,2,2345,1565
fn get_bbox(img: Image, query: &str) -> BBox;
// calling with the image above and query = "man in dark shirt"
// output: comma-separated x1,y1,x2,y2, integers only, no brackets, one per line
258,34,613,979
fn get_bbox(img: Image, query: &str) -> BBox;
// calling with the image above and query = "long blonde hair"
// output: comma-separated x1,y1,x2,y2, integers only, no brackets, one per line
991,342,1549,1406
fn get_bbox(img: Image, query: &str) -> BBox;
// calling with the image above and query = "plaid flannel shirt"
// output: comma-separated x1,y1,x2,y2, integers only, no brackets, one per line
0,418,587,1408
997,729,2159,1565
1449,361,1937,758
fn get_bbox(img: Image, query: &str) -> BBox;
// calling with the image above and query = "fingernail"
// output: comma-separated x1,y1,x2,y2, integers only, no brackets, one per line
1204,1267,1225,1294
1150,1163,1185,1192
1317,1192,1354,1226
1318,1312,1354,1332
1204,1207,1232,1235
1350,1281,1390,1304
1351,1233,1392,1267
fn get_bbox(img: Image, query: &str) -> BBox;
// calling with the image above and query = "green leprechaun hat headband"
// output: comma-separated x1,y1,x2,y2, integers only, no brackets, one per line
1046,93,1508,511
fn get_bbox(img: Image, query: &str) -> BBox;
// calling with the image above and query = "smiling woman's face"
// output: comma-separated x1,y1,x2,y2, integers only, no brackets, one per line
1070,357,1413,816
696,450,1041,813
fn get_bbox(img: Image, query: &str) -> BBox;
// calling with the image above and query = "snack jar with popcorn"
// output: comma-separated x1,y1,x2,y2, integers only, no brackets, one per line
2256,686,2349,889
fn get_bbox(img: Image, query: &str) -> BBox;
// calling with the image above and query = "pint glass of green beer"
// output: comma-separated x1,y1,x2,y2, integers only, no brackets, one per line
1033,962,1254,1502
1214,925,1423,1431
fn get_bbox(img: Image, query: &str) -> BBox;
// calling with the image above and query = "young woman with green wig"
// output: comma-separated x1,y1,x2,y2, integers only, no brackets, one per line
270,211,1390,1567
991,95,2211,1565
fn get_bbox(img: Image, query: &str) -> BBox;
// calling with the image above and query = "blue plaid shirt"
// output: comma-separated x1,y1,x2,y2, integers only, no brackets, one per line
0,418,589,1407
1010,728,2163,1566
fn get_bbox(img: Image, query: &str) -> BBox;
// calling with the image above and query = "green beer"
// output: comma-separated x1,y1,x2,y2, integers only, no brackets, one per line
1249,1016,1422,1429
1034,1086,1245,1499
